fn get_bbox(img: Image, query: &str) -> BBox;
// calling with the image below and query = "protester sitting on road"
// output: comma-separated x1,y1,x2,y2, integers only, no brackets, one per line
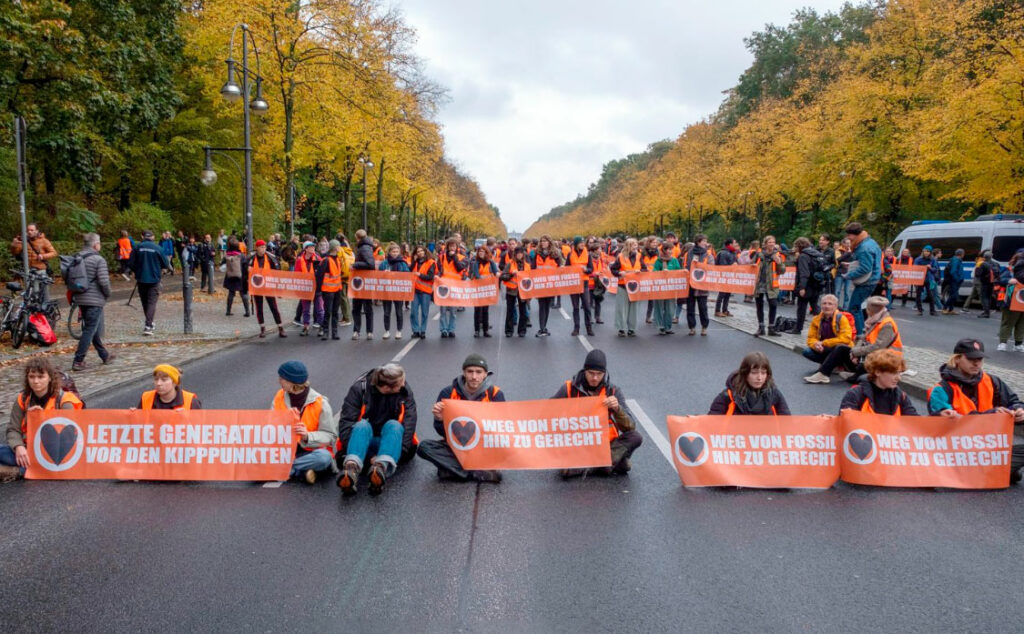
928,338,1024,483
335,364,417,496
806,296,901,385
997,249,1024,352
802,294,854,384
839,349,918,415
136,365,201,411
272,361,336,484
417,354,504,483
551,349,642,478
1,358,84,481
708,351,791,415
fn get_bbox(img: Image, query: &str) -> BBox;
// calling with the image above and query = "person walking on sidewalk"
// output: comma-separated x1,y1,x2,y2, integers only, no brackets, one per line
842,222,882,334
752,235,786,337
378,242,410,340
129,230,172,336
1,358,84,481
714,238,738,317
197,234,215,294
351,229,376,340
71,233,114,372
973,250,997,319
222,236,250,318
336,364,418,495
272,361,337,484
552,349,643,478
249,240,286,339
416,354,504,483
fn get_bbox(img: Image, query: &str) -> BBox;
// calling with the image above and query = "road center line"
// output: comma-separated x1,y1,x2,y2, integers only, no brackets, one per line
626,398,675,468
262,481,283,488
558,306,571,320
577,334,593,352
391,337,419,363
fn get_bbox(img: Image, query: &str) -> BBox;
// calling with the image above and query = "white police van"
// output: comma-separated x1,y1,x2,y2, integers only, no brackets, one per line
888,215,1024,297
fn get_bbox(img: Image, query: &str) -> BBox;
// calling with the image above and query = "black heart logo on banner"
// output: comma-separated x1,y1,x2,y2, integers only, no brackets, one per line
600,276,611,287
677,436,705,463
351,277,363,290
40,423,78,465
250,274,265,288
626,280,640,294
692,269,705,282
848,433,874,460
450,419,477,447
1017,289,1024,304
520,278,533,291
436,285,450,298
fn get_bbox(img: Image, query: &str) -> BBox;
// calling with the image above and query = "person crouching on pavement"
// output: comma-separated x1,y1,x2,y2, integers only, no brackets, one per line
138,364,201,410
272,361,336,484
928,338,1024,483
417,353,504,483
1,358,83,482
552,349,642,478
708,352,791,415
336,363,418,496
839,349,918,416
802,294,854,384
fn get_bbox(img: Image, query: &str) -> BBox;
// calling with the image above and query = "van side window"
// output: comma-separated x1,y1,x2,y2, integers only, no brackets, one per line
993,236,1024,262
906,237,982,261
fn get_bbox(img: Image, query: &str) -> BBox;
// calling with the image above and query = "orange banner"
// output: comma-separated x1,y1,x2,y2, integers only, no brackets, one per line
667,415,840,488
432,277,501,307
248,269,316,300
891,264,927,286
838,410,1012,489
598,273,619,295
688,263,757,294
779,270,796,291
442,397,610,470
348,270,416,301
623,270,689,301
25,410,296,481
1010,285,1024,312
517,268,585,299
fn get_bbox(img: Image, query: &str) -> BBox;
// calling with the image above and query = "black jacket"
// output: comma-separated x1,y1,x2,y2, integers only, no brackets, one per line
433,375,505,437
339,369,418,462
796,247,823,293
708,373,791,415
551,370,635,433
353,237,376,270
715,248,736,266
840,379,918,416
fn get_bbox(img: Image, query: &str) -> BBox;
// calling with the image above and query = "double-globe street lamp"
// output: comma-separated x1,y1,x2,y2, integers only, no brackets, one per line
200,23,268,251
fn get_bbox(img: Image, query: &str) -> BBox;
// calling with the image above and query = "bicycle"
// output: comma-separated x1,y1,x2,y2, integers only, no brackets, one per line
67,294,84,340
2,270,54,348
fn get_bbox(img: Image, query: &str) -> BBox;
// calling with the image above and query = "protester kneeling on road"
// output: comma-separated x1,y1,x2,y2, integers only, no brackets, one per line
802,294,854,384
272,361,336,484
337,363,417,496
928,338,1024,483
137,364,201,410
1,359,84,481
552,349,642,478
839,349,917,416
709,352,791,415
417,353,504,483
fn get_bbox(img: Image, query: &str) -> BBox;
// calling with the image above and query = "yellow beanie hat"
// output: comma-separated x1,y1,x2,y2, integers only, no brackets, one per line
153,364,181,385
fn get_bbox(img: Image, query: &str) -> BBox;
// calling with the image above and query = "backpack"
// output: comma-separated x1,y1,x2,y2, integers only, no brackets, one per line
773,316,799,334
27,312,57,346
225,254,242,279
60,372,86,407
840,311,858,339
59,252,93,294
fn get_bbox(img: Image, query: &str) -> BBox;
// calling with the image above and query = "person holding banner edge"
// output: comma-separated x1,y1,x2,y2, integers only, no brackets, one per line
417,354,504,483
378,242,410,340
337,364,418,495
350,230,376,340
249,240,287,339
500,246,531,337
316,240,346,341
552,349,642,477
610,237,644,337
410,245,435,338
709,352,791,415
530,235,564,337
684,234,713,336
272,361,337,484
566,236,594,337
470,245,499,338
652,241,681,335
438,238,468,338
752,236,786,337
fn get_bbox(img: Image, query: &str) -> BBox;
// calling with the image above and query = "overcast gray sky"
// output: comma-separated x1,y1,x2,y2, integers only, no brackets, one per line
398,0,850,232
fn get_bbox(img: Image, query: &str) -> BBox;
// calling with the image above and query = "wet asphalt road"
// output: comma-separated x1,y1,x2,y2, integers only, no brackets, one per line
1,301,1022,633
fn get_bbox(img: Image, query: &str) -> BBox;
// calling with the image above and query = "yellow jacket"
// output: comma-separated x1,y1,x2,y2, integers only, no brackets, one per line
807,311,853,349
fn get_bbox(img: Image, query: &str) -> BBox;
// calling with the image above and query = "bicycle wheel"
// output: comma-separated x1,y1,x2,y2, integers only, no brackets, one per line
67,301,83,340
11,309,29,349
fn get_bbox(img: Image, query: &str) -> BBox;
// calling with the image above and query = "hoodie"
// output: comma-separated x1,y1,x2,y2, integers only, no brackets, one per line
840,378,918,416
551,370,635,432
708,372,791,415
353,236,376,270
928,364,1022,415
433,374,505,437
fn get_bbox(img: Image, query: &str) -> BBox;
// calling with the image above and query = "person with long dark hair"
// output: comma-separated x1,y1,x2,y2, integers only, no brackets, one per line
708,352,791,415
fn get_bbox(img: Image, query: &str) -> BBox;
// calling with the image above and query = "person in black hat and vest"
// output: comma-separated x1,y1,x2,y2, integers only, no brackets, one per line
551,349,642,477
416,353,504,483
271,360,337,484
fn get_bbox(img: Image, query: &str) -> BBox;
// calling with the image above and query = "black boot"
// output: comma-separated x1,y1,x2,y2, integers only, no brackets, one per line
755,324,765,337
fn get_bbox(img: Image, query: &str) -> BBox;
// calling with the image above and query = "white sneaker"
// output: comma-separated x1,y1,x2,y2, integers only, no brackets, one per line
395,331,402,340
366,333,373,340
1015,344,1024,353
382,331,390,340
803,372,830,384
997,342,1008,351
351,332,359,341
836,371,855,381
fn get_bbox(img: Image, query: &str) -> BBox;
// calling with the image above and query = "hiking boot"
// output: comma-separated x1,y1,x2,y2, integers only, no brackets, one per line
368,462,387,495
473,470,503,483
768,327,781,337
571,329,579,337
0,465,22,483
688,329,695,336
72,361,86,372
755,325,765,337
304,469,317,485
337,461,359,495
612,458,632,475
586,328,594,336
102,353,116,365
803,372,830,384
259,326,267,339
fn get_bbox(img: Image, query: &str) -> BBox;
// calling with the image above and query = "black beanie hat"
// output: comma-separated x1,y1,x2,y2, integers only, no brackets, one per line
462,353,488,371
583,349,607,372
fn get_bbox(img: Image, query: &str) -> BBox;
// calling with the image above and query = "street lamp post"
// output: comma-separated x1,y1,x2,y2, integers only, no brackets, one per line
358,155,374,231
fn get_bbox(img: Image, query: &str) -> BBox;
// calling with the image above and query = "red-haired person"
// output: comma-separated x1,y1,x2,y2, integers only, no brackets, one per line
839,349,917,415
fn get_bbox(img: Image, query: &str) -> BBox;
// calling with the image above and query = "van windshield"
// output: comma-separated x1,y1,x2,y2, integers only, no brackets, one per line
905,237,982,261
993,235,1024,262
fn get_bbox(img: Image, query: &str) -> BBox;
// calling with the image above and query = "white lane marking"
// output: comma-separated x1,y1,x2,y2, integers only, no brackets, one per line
262,481,283,488
558,307,570,320
626,399,674,468
433,312,440,321
577,334,593,352
392,337,419,363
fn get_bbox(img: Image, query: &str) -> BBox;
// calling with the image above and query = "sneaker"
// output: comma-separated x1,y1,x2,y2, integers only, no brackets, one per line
672,317,679,324
72,361,86,372
304,469,317,485
836,371,856,381
368,462,387,495
803,372,831,384
351,332,359,341
292,319,303,327
755,325,765,337
340,320,352,327
998,342,1008,351
102,353,116,365
366,333,374,340
143,327,154,337
121,273,130,282
701,329,708,336
586,328,594,336
571,329,579,337
337,461,359,495
1016,344,1024,353
382,331,391,340
688,329,695,336
767,327,781,337
395,331,402,340
724,311,734,317
618,330,626,337
627,330,636,337
0,464,22,483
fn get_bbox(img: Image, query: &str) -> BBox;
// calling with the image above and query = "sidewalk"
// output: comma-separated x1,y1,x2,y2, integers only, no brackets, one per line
711,301,1024,403
0,283,299,421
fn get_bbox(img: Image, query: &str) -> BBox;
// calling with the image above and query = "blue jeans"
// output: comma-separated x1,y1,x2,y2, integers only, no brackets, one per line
411,291,432,334
74,305,109,364
440,306,457,334
290,448,333,477
834,276,851,307
344,419,403,475
846,283,875,335
0,445,24,474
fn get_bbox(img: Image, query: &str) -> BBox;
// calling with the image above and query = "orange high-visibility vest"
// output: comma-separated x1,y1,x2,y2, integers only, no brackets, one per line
414,259,435,293
535,252,559,268
440,253,465,280
865,316,903,353
589,256,605,289
859,398,900,416
17,391,83,434
294,255,318,274
448,386,499,402
251,254,274,273
560,244,571,259
564,380,619,440
929,373,995,415
505,260,530,289
724,388,777,416
618,252,642,273
321,256,342,292
476,261,495,279
569,249,589,267
272,389,332,455
643,253,658,270
140,389,196,411
117,238,133,260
